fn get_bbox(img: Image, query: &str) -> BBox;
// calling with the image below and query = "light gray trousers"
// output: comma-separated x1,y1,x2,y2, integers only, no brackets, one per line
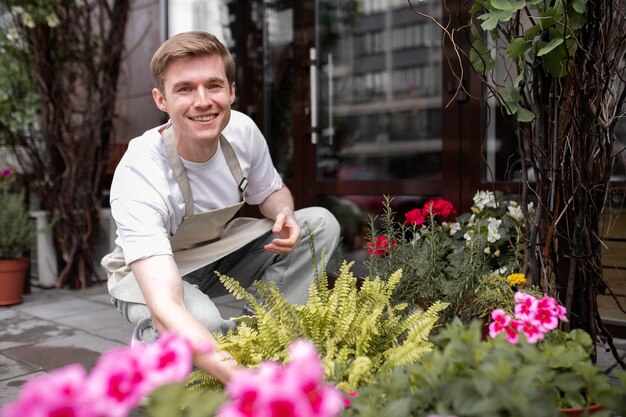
112,207,340,340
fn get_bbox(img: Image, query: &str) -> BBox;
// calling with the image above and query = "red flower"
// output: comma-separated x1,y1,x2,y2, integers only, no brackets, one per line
404,208,426,226
422,199,456,221
367,235,396,257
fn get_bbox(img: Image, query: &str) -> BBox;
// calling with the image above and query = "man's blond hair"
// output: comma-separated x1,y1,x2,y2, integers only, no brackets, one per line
150,31,235,93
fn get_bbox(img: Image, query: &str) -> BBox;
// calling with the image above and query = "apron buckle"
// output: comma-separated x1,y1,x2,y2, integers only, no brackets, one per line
239,178,248,193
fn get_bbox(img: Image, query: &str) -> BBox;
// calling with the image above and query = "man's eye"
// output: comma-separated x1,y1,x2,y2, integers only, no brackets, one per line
178,87,192,92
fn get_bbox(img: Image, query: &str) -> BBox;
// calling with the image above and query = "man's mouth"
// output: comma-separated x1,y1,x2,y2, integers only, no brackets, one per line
189,115,217,121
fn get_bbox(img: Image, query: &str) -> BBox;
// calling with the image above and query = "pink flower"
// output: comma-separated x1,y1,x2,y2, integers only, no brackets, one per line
142,332,193,388
1,332,196,417
341,392,358,408
513,292,538,321
405,208,426,226
1,168,12,177
488,309,511,338
1,365,95,417
87,344,150,417
367,235,396,257
503,319,524,344
530,307,559,332
490,293,569,345
518,320,545,344
219,340,344,417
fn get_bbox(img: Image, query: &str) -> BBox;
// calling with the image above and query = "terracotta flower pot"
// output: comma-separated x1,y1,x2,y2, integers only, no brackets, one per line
559,404,603,417
0,257,29,306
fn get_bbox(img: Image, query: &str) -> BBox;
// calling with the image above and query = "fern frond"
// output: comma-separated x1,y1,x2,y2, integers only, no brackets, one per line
185,369,222,392
340,356,373,392
217,273,261,310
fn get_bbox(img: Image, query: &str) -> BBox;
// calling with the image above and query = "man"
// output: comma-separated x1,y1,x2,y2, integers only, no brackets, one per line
101,31,340,383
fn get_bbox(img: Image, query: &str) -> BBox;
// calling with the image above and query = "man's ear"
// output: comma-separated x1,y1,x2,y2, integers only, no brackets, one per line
230,83,236,104
152,88,168,113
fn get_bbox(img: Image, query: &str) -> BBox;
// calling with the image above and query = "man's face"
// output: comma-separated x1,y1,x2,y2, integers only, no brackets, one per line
152,55,235,160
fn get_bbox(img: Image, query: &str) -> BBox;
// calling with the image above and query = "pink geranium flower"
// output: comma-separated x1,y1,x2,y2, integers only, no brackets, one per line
1,365,94,417
490,293,568,345
142,332,194,388
513,292,538,321
1,332,195,417
488,309,511,338
518,320,545,344
219,340,344,417
87,344,151,417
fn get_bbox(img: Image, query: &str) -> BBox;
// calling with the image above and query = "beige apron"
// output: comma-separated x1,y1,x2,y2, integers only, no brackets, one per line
102,126,273,304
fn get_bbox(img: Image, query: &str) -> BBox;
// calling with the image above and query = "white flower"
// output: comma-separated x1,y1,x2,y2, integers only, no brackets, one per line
449,222,461,236
46,13,60,28
484,246,491,255
463,231,473,241
507,202,524,221
487,217,502,243
494,249,501,257
11,6,24,14
22,13,35,28
473,190,497,212
7,26,19,42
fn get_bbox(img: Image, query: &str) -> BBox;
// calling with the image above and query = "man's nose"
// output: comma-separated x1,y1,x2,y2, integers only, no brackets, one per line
194,88,211,107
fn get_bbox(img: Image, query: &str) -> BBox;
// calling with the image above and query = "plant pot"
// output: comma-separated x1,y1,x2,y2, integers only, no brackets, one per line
559,404,603,417
0,257,29,306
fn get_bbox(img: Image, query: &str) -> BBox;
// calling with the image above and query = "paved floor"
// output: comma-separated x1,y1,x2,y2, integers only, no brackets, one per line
2,283,626,412
0,283,244,408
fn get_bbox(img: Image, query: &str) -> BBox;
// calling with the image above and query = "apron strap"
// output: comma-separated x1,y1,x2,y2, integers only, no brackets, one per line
219,135,248,196
162,126,249,219
163,125,195,218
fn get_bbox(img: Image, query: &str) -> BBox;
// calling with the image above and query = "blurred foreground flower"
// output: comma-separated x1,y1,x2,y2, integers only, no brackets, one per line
219,339,345,417
1,332,193,417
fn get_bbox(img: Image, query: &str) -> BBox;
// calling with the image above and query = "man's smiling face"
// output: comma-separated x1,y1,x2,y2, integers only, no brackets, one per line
152,54,235,162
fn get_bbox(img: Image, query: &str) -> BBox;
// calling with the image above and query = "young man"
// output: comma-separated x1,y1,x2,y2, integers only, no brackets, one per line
102,32,340,383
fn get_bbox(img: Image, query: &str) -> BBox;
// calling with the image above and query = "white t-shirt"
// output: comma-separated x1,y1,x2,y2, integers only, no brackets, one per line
109,110,284,265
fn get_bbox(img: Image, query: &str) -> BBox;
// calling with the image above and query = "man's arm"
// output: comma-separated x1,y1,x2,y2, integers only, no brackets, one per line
258,186,301,254
131,255,239,383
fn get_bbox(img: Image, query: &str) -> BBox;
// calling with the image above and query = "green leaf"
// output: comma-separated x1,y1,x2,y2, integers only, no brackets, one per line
478,10,514,30
524,24,542,38
506,38,529,58
572,0,587,13
490,0,513,10
516,107,535,122
469,39,495,74
383,397,414,417
537,37,564,56
498,86,521,115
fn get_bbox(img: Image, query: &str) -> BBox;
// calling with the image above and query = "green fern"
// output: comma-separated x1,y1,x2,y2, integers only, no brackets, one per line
186,262,448,392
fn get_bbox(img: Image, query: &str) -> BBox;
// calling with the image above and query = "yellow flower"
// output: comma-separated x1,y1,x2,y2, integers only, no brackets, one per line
506,273,526,287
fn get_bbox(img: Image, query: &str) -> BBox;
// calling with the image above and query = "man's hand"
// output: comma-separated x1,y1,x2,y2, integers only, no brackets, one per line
264,208,301,254
259,186,300,254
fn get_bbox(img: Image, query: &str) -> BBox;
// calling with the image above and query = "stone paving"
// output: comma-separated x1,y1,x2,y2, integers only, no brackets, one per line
1,283,626,413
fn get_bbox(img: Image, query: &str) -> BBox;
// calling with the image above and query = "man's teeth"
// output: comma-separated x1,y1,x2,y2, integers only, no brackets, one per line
191,115,216,121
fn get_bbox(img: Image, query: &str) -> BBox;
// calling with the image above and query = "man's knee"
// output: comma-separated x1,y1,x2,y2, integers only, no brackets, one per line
295,206,340,243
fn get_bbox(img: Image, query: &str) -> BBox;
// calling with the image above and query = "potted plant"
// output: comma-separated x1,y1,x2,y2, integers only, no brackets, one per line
0,168,35,305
